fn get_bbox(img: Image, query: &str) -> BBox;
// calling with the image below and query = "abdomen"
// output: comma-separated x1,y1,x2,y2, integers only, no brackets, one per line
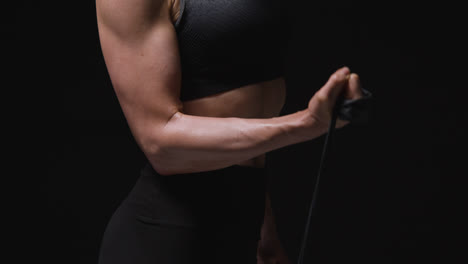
181,77,286,119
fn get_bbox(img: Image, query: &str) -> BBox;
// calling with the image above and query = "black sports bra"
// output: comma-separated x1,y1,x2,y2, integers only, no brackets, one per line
173,0,293,101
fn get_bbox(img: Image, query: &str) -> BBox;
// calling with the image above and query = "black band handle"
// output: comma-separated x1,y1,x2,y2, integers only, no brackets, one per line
337,87,373,124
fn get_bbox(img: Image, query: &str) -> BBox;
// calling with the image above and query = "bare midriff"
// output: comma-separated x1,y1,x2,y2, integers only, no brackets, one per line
168,0,287,169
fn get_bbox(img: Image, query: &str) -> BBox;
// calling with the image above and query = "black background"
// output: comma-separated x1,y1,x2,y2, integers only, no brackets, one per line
41,1,466,263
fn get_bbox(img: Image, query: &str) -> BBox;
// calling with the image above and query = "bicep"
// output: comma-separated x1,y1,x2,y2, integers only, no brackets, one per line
96,0,183,146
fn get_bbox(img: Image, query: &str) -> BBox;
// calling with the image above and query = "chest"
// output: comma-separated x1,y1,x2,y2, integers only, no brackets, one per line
175,0,291,61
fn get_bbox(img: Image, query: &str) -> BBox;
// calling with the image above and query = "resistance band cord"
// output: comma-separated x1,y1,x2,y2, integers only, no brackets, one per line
296,88,373,264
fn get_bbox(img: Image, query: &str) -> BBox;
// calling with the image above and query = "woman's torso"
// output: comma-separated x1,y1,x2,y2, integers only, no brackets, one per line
168,0,288,168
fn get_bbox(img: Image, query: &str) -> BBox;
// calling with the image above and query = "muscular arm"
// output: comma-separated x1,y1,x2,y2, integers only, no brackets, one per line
158,110,323,175
96,0,328,176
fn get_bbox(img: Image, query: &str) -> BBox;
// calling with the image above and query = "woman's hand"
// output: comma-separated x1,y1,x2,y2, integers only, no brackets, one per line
302,67,364,134
256,193,292,264
256,224,292,264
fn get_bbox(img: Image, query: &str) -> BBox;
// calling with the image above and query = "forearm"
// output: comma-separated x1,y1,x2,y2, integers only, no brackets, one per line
150,109,325,175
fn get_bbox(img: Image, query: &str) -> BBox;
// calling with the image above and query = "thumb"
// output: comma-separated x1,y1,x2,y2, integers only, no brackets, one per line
318,66,350,102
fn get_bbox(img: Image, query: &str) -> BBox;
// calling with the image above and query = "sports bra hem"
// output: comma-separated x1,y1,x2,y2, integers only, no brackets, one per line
180,73,285,101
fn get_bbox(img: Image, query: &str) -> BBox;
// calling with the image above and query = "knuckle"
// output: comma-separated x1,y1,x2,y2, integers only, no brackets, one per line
316,91,329,102
352,74,361,86
330,74,339,82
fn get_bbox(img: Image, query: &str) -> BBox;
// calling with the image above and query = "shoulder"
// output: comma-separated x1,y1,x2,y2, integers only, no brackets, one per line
96,0,173,38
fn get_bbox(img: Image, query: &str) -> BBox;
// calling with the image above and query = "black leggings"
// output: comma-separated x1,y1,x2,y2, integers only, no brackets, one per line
98,162,267,264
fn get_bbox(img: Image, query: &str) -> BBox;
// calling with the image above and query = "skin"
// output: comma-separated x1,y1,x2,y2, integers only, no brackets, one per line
96,0,364,263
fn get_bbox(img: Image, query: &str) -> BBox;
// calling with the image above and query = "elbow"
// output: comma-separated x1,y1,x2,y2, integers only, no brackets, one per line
140,135,164,159
138,112,183,176
139,137,175,176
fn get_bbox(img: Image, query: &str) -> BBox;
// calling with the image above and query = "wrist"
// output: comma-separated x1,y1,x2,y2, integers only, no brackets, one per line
296,109,328,141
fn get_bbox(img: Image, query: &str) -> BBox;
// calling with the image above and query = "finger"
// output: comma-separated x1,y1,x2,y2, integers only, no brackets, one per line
319,66,351,101
336,119,350,128
347,73,364,100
